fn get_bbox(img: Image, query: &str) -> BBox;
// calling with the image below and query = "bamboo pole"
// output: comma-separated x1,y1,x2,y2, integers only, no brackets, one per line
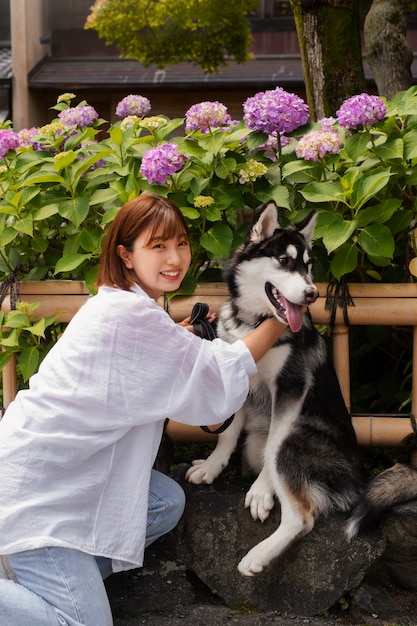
1,280,417,459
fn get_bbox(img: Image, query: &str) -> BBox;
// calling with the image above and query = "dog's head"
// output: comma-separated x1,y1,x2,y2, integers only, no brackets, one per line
225,201,319,332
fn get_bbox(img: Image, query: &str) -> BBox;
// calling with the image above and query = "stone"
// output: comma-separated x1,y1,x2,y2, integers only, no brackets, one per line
170,473,386,615
377,501,417,590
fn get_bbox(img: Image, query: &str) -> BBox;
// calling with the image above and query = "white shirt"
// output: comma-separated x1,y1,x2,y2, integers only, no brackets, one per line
0,285,256,572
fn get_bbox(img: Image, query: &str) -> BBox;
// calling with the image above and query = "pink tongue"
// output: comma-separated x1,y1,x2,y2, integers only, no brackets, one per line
283,297,303,333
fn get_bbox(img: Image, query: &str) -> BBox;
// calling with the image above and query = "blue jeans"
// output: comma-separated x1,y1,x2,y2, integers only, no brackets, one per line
0,469,185,626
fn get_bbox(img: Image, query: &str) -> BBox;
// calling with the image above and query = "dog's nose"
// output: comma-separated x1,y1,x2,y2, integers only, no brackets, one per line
304,286,319,303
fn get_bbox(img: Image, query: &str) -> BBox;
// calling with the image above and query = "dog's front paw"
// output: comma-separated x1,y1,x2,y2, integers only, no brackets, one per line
238,547,266,577
244,485,274,522
185,459,218,484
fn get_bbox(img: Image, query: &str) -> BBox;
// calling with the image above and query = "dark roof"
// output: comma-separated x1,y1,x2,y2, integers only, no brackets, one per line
27,53,417,94
28,55,307,92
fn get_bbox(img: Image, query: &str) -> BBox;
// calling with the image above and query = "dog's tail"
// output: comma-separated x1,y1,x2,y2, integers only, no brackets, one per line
346,463,417,540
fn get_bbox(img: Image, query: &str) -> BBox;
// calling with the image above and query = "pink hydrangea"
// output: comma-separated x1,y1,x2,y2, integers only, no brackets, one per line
58,105,99,128
115,95,151,118
0,129,21,159
295,130,342,162
185,101,232,133
140,143,188,184
243,87,309,136
336,94,387,130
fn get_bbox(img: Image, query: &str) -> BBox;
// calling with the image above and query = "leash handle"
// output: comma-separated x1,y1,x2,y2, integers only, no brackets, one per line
200,415,235,435
189,302,234,434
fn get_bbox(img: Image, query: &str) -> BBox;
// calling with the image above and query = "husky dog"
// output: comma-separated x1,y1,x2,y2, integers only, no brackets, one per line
186,200,417,577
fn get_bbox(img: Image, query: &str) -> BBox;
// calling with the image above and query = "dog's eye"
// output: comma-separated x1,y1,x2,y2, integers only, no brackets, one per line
278,256,289,266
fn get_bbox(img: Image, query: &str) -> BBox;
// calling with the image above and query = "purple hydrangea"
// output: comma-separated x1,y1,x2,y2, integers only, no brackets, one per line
0,129,21,159
185,101,232,132
243,87,309,136
115,94,151,118
336,94,387,130
140,143,188,184
295,130,342,162
58,105,99,128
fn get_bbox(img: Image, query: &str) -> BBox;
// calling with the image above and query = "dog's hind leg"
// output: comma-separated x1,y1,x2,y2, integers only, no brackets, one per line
185,409,246,484
238,485,315,577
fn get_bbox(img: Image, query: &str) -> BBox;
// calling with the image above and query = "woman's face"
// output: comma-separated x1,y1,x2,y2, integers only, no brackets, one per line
117,225,191,299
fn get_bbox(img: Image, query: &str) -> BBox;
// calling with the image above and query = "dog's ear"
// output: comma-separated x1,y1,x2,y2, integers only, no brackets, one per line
296,210,317,247
250,201,280,243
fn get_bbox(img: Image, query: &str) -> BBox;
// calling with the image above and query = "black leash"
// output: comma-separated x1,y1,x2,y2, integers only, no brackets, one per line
189,302,235,435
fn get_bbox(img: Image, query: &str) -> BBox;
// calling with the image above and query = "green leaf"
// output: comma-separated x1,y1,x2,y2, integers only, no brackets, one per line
357,224,395,258
282,160,323,184
342,131,372,163
256,185,290,209
0,226,19,248
59,196,90,228
0,328,21,347
13,215,33,236
18,346,40,382
205,206,222,222
200,223,233,259
245,131,268,151
215,157,236,179
301,180,346,204
88,187,120,206
21,172,65,186
356,199,402,227
79,228,101,253
53,151,77,169
109,126,124,145
181,206,201,220
0,351,13,369
3,310,29,328
198,132,226,155
330,244,359,280
33,203,60,220
373,137,404,162
54,253,92,275
404,129,417,160
323,219,358,254
351,168,392,210
25,318,47,338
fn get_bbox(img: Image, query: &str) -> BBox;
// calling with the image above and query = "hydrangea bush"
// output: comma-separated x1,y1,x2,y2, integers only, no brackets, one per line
1,87,417,379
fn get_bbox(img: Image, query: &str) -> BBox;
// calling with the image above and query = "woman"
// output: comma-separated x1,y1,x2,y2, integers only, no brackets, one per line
0,193,287,625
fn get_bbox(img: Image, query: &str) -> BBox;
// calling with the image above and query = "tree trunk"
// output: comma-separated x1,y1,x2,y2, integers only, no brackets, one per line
364,0,413,99
290,0,367,120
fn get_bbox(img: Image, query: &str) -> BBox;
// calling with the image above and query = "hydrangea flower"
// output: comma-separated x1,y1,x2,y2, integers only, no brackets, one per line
185,101,232,133
140,143,188,184
295,130,342,162
139,116,166,130
243,87,309,136
39,122,67,136
18,127,41,148
120,115,140,130
193,195,215,209
318,116,337,131
58,105,99,128
336,94,386,130
115,94,151,118
57,93,76,105
0,129,21,159
238,159,268,184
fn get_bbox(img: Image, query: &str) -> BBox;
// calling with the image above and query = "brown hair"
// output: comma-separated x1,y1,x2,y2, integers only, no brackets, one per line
96,193,190,291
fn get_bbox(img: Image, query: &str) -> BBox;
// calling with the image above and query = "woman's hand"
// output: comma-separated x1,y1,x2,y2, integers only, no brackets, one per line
177,311,217,334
